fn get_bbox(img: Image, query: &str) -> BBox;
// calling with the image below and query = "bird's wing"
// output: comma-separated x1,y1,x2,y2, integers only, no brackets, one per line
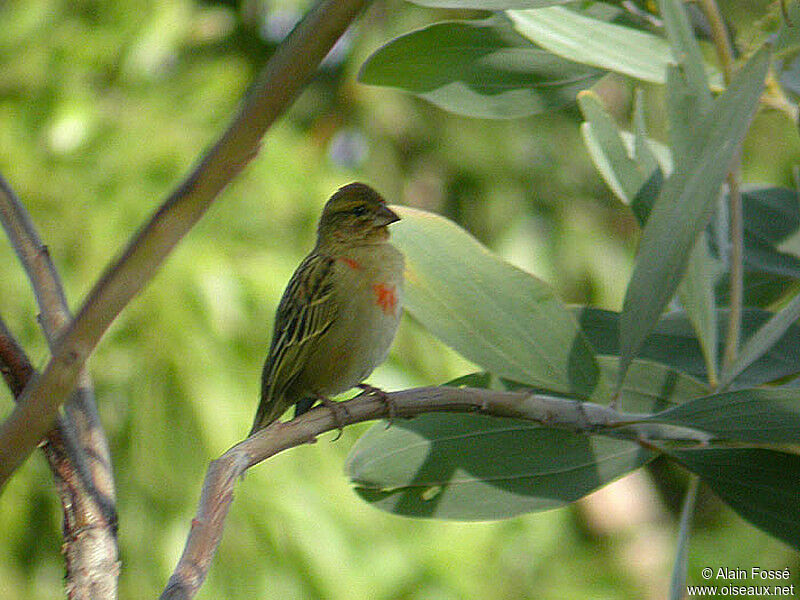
251,253,338,432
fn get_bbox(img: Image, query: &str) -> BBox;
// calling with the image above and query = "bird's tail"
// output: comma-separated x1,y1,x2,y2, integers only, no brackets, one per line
249,389,285,437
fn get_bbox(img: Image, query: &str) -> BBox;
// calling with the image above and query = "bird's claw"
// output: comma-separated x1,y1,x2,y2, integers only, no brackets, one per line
317,396,350,441
358,383,397,427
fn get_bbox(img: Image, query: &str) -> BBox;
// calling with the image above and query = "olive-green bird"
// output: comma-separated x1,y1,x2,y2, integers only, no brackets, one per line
249,182,404,435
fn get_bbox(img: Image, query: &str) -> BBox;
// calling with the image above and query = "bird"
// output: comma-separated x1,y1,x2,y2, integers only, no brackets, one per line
249,182,404,436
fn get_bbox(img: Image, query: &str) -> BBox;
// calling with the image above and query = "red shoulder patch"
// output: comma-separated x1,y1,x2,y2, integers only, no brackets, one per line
338,256,362,270
372,283,398,315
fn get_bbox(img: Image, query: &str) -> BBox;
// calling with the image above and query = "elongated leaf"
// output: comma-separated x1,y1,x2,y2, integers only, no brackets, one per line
508,7,672,83
774,1,800,57
575,307,800,387
659,3,742,371
677,233,720,385
665,63,704,168
721,292,800,387
579,91,656,204
445,372,495,389
579,89,669,207
669,448,800,550
741,236,800,277
595,357,707,412
631,168,665,225
618,46,770,389
669,477,699,600
633,88,660,176
779,55,800,99
724,273,800,308
409,0,571,6
347,414,654,520
499,355,708,412
658,0,713,107
649,388,800,444
712,187,800,307
668,62,720,383
741,187,800,244
359,18,602,119
392,206,603,398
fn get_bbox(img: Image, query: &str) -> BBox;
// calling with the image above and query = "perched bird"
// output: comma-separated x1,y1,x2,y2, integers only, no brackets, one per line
249,182,404,435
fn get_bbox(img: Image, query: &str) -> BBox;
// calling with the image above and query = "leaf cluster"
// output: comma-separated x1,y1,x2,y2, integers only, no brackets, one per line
346,0,800,565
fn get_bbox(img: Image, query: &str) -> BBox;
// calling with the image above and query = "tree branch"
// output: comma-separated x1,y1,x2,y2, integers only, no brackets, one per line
0,317,34,397
161,386,709,600
0,315,119,599
0,0,372,489
0,172,118,598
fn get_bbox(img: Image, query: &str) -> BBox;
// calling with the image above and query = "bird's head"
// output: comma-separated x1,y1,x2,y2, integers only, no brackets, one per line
316,182,400,250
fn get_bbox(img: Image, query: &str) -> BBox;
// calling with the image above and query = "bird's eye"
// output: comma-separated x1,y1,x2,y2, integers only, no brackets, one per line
352,205,368,216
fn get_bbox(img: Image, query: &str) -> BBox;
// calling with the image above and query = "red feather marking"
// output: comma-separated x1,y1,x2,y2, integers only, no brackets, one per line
372,283,398,315
338,257,361,270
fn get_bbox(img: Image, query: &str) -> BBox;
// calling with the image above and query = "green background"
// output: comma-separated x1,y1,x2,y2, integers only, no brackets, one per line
0,1,797,598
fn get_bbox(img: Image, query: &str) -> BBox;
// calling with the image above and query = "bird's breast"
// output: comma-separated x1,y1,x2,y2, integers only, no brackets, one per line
312,242,404,392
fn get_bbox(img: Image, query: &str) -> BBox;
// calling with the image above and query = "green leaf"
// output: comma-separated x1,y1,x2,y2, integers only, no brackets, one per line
392,206,604,398
618,46,770,390
669,448,800,551
347,414,654,520
723,273,800,308
658,0,713,107
649,388,800,444
633,88,660,176
630,168,666,225
595,357,708,412
741,242,800,278
578,91,657,204
677,233,720,385
669,477,699,600
498,355,708,411
712,187,800,307
721,292,800,387
508,7,672,83
579,89,669,206
741,186,800,244
358,18,602,119
774,1,800,58
575,306,800,387
665,63,704,168
445,372,494,389
409,0,572,7
664,59,720,378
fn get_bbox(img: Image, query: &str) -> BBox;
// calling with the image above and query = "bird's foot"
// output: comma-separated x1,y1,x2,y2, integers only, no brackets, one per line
357,383,397,427
316,396,350,441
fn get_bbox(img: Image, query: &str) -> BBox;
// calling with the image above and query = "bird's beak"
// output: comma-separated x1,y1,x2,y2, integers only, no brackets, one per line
376,205,401,226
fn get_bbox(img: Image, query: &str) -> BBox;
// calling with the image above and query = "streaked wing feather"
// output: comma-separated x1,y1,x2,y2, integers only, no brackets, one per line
253,254,337,429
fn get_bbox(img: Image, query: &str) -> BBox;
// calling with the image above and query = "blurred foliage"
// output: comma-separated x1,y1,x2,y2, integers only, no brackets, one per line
0,0,798,599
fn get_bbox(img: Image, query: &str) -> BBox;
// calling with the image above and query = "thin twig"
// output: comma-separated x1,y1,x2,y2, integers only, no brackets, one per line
696,0,734,84
161,386,710,600
0,0,371,489
0,315,119,599
0,317,34,396
0,174,70,337
0,172,119,598
722,171,744,375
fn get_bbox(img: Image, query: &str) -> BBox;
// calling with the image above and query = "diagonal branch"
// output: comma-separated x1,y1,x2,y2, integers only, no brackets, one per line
161,386,709,600
0,173,118,598
0,0,372,489
0,316,35,398
0,315,118,599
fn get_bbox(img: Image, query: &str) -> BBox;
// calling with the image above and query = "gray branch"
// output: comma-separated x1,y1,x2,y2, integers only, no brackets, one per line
0,173,118,599
161,386,709,600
